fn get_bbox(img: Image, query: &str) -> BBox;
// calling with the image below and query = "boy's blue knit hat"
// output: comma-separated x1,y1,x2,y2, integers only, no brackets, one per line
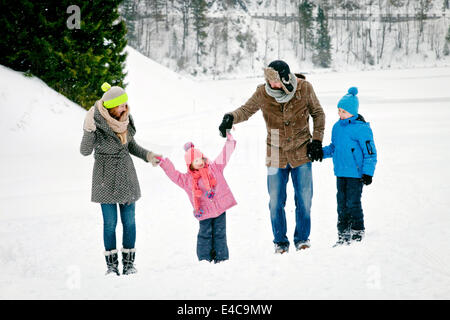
337,87,359,116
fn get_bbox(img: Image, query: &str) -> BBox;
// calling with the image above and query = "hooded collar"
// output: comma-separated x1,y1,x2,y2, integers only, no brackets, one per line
339,114,366,126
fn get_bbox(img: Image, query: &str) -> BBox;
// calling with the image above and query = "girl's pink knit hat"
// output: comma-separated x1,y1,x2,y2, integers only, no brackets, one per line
184,142,204,166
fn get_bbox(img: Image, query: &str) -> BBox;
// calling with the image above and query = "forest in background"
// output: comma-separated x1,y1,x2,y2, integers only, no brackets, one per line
121,0,450,77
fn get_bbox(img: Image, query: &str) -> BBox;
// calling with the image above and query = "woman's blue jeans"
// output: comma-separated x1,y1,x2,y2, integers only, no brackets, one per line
267,162,313,248
101,203,136,251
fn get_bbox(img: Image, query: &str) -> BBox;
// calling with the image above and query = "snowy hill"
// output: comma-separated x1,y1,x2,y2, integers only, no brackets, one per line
1,48,450,299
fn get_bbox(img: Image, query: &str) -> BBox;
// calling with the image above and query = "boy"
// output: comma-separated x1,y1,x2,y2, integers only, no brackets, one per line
322,87,377,246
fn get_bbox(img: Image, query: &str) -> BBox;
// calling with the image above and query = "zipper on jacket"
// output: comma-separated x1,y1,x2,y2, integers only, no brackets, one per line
351,148,361,173
365,140,374,155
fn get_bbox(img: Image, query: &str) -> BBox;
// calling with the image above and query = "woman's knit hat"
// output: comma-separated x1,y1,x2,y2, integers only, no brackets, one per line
337,87,359,116
184,142,204,166
101,82,128,109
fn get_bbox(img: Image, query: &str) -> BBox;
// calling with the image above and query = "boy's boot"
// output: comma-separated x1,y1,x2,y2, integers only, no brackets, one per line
122,248,137,275
351,229,365,242
333,232,351,247
104,249,120,276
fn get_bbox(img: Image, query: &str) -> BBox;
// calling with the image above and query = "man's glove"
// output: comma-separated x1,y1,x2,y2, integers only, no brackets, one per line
219,114,234,138
307,140,323,162
361,174,373,185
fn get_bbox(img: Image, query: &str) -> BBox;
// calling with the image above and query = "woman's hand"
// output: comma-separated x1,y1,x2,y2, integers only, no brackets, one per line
83,106,96,132
146,151,163,167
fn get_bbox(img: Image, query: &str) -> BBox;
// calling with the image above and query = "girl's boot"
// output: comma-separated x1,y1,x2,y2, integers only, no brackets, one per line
333,232,351,247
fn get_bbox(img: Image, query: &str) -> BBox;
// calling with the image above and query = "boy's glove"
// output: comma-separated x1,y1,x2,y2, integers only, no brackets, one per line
361,174,373,185
146,152,163,167
83,107,96,132
307,140,323,162
219,114,234,138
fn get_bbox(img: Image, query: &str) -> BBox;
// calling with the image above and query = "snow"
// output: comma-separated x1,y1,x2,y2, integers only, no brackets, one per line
129,1,450,79
1,47,450,299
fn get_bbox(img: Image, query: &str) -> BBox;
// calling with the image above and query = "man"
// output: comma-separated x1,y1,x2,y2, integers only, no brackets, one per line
218,60,325,253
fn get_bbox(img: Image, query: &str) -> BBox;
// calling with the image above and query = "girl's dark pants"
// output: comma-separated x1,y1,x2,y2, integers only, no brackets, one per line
197,212,229,262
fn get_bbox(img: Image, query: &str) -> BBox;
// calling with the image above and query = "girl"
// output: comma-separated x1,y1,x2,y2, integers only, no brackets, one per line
158,132,237,263
80,82,162,275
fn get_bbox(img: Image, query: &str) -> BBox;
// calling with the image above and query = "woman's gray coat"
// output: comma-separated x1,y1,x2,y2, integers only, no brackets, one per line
80,106,149,204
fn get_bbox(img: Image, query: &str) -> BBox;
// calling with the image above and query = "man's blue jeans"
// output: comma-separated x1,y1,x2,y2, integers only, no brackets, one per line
101,203,136,251
267,162,313,247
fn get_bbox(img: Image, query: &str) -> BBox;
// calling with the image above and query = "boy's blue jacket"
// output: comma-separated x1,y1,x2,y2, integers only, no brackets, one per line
323,114,377,178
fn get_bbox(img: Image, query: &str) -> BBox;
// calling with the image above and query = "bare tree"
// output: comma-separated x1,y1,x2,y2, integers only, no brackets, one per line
174,0,192,54
415,0,433,53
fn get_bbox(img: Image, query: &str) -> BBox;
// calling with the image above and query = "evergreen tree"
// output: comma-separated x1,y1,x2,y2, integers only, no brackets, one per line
121,0,138,47
313,6,332,68
0,0,128,109
298,0,315,59
191,0,209,65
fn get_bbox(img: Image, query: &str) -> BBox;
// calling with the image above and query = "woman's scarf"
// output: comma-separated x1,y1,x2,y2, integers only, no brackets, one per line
265,72,298,104
189,161,217,214
96,100,129,144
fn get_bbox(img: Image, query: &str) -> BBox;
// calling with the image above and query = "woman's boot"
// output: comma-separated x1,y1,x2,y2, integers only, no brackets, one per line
122,248,137,275
104,249,120,276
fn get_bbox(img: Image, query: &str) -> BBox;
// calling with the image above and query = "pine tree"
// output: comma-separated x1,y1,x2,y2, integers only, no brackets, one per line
121,0,138,47
0,0,128,109
313,6,332,68
191,0,209,65
298,0,315,60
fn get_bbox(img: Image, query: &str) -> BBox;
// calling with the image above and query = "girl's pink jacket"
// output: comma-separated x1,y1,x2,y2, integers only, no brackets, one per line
159,133,237,221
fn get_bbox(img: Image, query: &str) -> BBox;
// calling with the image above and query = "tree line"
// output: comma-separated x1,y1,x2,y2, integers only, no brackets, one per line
1,0,450,108
122,0,450,75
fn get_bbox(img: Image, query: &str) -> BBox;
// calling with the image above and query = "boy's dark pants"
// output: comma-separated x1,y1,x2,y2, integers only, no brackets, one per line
197,212,229,262
336,177,364,234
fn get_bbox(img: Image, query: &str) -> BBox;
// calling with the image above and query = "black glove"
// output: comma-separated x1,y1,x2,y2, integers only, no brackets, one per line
307,140,323,162
219,114,234,138
361,174,373,185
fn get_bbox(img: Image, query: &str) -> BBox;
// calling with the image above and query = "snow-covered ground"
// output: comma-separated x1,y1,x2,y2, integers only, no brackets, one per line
1,47,450,299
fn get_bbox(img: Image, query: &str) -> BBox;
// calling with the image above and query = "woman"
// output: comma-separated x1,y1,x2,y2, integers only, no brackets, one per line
80,82,161,276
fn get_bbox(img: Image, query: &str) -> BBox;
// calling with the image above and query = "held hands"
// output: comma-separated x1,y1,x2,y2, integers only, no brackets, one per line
307,140,323,162
219,114,234,138
146,152,163,167
361,174,373,185
83,107,96,132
